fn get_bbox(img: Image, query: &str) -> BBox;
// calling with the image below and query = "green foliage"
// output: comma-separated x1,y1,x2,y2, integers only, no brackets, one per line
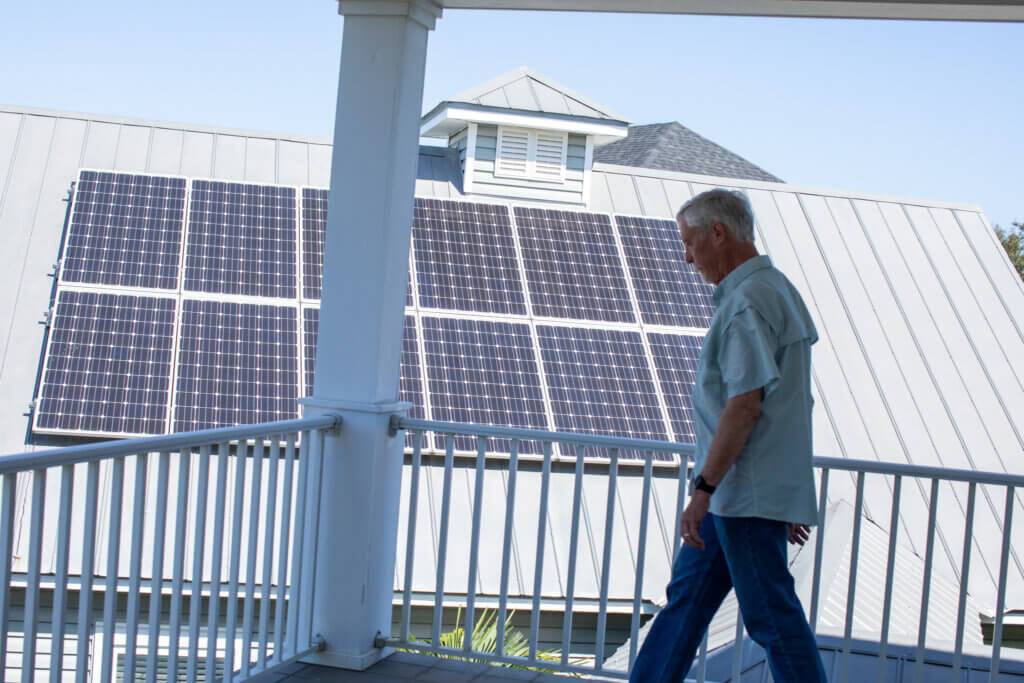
995,221,1024,281
408,608,581,674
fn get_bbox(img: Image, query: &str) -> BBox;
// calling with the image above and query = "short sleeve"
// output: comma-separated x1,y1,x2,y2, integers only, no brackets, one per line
718,306,780,400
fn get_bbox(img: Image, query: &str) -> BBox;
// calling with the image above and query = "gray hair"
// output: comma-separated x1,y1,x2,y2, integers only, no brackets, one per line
676,189,755,243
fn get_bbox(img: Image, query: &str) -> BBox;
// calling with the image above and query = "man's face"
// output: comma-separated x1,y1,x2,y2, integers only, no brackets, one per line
678,217,719,284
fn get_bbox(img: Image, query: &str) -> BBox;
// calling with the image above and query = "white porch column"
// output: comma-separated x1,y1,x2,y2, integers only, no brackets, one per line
301,0,441,670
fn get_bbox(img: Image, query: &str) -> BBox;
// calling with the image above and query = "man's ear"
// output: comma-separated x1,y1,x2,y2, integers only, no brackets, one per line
710,221,728,245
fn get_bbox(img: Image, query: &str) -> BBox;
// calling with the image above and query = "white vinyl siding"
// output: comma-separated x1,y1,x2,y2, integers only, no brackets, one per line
495,126,567,183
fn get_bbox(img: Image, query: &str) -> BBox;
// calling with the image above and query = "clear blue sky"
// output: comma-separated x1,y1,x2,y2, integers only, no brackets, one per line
3,1,1021,229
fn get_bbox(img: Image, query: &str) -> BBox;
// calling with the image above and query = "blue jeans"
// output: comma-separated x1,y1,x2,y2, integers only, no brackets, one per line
629,514,827,683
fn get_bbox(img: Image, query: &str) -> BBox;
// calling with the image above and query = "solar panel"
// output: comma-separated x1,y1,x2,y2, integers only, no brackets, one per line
615,215,715,328
421,316,548,453
35,289,176,435
412,199,527,314
300,188,413,305
184,180,297,298
302,307,318,398
300,188,328,300
646,332,704,443
61,171,186,289
536,325,669,459
173,299,299,432
513,207,635,323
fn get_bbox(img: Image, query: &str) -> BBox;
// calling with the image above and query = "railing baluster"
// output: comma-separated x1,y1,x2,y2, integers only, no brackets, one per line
285,430,312,655
123,454,149,681
74,462,100,683
49,464,75,683
529,441,553,662
186,444,212,682
731,612,745,682
594,447,619,668
840,470,866,683
274,434,298,659
431,434,456,650
400,431,423,643
628,452,654,670
22,468,47,681
147,452,171,683
696,632,708,683
673,454,688,560
0,474,13,678
809,467,830,630
100,457,125,683
876,474,902,683
914,478,940,683
224,442,249,679
259,437,282,666
206,442,230,682
241,440,266,676
496,438,520,659
989,485,1015,683
952,481,976,680
560,443,585,667
301,429,328,649
167,450,192,682
463,436,488,651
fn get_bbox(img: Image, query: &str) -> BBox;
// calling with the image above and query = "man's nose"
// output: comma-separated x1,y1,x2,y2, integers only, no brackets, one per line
685,251,693,264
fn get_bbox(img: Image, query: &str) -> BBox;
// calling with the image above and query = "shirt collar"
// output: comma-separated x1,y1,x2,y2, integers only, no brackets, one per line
712,254,772,305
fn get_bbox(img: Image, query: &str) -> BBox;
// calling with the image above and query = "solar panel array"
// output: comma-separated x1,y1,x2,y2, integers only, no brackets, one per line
37,170,713,455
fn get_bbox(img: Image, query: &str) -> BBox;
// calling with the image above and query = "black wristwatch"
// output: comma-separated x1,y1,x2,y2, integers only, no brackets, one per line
694,474,716,495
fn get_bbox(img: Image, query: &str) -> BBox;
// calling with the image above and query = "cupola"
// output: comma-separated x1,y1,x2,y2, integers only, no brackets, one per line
420,67,629,204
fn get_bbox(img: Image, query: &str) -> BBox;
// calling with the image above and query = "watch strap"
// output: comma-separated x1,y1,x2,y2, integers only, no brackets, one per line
694,474,716,495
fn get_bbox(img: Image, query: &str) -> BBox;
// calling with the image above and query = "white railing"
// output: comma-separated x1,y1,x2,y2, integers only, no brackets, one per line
389,416,1024,682
0,414,338,682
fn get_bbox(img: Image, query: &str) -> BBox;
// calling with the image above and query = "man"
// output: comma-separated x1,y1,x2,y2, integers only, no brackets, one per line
629,189,827,683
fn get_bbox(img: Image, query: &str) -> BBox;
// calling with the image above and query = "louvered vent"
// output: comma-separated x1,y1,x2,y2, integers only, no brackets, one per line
495,126,567,184
496,127,530,177
535,132,567,180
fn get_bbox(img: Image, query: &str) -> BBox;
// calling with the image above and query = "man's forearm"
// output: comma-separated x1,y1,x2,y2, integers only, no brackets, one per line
700,390,762,486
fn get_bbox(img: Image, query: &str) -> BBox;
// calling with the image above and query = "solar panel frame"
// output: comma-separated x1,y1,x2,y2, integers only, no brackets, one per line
412,198,528,315
183,180,298,299
420,315,549,454
60,169,187,291
535,324,671,460
34,288,177,437
513,206,636,323
646,331,705,445
172,298,300,432
614,214,715,328
300,187,414,306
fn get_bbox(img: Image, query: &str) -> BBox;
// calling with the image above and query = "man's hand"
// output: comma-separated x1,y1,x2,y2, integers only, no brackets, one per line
680,491,711,549
787,523,810,546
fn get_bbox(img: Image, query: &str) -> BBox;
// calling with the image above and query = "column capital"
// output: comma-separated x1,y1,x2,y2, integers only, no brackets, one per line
337,0,443,30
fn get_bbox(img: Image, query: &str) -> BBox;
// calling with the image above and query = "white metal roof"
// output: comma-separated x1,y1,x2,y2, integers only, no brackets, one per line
442,66,628,123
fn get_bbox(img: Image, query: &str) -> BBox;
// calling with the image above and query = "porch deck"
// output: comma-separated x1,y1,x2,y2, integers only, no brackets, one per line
254,652,584,682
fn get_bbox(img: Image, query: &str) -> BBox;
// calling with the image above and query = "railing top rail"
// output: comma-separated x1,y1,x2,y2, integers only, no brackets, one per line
0,415,341,474
392,416,697,455
393,416,1024,487
813,455,1024,488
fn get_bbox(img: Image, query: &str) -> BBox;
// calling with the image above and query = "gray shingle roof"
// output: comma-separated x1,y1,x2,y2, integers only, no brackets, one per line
593,121,781,182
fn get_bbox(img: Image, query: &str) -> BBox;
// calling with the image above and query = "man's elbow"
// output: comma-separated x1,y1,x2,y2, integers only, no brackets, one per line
730,390,763,424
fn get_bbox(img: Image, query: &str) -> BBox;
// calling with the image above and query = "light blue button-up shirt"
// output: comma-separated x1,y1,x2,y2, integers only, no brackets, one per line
692,255,820,526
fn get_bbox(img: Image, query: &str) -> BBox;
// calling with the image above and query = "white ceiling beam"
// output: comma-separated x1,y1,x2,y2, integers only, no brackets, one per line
354,0,1024,22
